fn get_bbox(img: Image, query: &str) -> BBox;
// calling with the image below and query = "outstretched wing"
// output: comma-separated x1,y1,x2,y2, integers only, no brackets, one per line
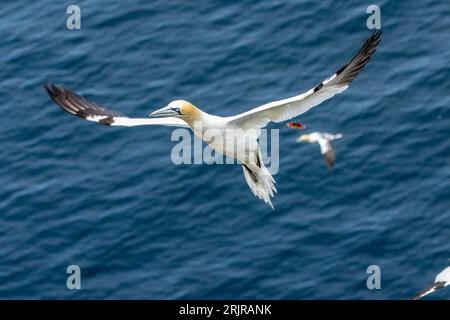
45,83,188,127
228,30,382,130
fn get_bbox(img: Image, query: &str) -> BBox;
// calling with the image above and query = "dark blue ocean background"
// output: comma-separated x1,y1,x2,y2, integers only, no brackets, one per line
0,0,449,299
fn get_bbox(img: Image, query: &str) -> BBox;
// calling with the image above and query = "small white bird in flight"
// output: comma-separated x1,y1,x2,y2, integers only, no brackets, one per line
45,31,381,208
413,266,450,300
296,132,343,169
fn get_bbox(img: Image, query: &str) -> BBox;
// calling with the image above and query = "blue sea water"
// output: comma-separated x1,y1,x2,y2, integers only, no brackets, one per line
0,0,449,299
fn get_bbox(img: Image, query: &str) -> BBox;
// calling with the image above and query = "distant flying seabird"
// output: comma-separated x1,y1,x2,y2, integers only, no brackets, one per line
45,30,381,208
296,132,343,168
413,266,450,300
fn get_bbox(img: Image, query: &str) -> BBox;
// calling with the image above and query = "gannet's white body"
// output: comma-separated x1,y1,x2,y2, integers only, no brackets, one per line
413,266,450,300
45,31,381,208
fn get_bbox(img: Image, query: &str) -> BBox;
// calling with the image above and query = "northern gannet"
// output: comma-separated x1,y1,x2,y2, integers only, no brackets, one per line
413,266,450,300
45,30,381,208
296,132,343,169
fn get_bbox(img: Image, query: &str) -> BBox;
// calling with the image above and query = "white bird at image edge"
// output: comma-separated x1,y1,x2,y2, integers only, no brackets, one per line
413,266,450,300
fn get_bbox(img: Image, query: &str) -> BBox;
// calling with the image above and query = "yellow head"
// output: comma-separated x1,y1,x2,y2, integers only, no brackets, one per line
149,100,201,122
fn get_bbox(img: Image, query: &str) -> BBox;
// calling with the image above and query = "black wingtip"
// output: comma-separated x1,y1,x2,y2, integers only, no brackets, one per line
44,82,124,123
325,158,335,169
365,29,382,52
44,82,80,116
44,82,56,96
368,29,382,50
371,29,383,38
44,82,65,99
332,30,382,84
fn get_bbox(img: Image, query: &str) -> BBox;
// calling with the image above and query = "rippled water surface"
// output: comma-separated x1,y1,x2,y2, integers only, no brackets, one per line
0,0,449,299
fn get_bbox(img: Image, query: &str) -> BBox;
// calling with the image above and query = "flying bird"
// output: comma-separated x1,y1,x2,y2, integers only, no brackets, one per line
45,30,381,208
296,132,343,168
413,266,450,300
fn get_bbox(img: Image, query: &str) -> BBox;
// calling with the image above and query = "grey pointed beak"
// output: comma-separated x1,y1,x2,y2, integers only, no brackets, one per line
148,107,174,118
149,106,181,118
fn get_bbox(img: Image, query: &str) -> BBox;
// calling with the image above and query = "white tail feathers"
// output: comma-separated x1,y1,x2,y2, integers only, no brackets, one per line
242,164,277,209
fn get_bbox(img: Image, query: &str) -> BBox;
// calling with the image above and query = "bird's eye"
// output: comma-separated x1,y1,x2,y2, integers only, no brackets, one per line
172,107,182,114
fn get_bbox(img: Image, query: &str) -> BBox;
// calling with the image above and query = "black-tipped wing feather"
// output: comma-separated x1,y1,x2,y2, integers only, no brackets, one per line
333,30,382,85
45,83,123,119
44,83,188,127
